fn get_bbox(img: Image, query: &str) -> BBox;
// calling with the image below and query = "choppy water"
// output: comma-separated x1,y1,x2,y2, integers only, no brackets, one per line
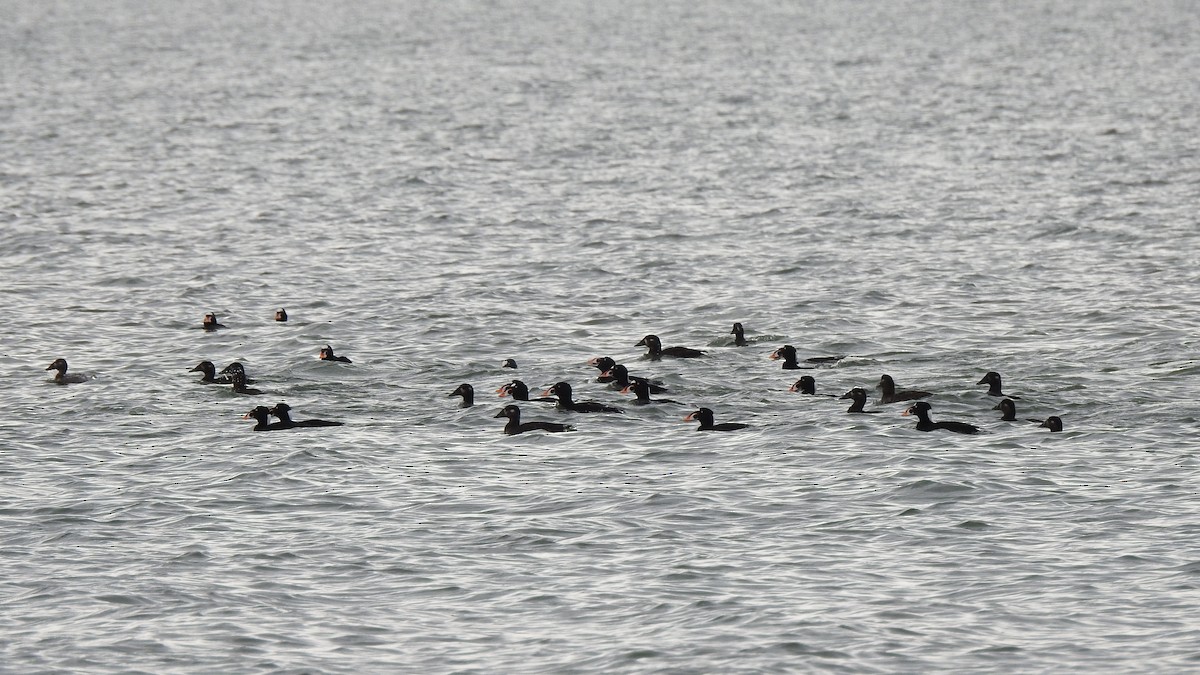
3,1,1200,672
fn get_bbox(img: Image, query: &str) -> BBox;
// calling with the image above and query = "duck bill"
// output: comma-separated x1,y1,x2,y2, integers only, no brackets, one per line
768,351,781,360
620,385,632,394
540,388,554,398
683,412,696,421
901,408,913,417
839,392,852,400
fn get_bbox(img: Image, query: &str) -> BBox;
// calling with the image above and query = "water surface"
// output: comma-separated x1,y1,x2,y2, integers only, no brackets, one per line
2,1,1199,672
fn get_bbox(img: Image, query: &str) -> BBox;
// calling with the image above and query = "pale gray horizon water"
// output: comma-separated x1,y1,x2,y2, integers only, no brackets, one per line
2,1,1200,672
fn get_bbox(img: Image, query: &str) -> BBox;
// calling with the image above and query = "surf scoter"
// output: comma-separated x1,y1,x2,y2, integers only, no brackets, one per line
542,382,624,413
789,375,816,395
788,375,836,397
45,358,90,384
789,376,838,397
502,358,518,369
449,383,475,407
587,356,618,382
730,322,749,346
275,308,288,322
901,401,979,434
683,407,748,431
203,313,226,330
839,388,880,414
1041,416,1063,432
230,370,264,395
243,406,289,431
602,364,667,393
994,398,1018,420
190,360,231,384
497,380,557,403
636,335,705,360
621,379,683,405
269,402,343,428
319,345,352,363
494,404,574,435
769,345,809,370
217,362,256,384
993,398,1051,425
770,345,843,369
877,374,932,404
978,371,1017,398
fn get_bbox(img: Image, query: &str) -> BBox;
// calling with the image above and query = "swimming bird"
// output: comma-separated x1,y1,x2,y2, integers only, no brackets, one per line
602,364,667,393
993,398,1053,426
542,382,624,413
901,401,979,434
769,345,809,370
994,398,1019,420
203,313,226,330
621,379,683,405
587,356,617,382
683,407,748,431
977,371,1017,398
269,402,343,428
636,334,705,360
496,380,556,403
190,360,231,384
877,374,932,404
449,383,475,407
839,388,880,414
217,362,256,384
730,322,749,346
494,404,574,435
274,308,288,322
502,358,518,369
790,375,816,394
1040,416,1063,432
787,375,836,397
243,406,289,431
770,345,843,369
230,370,264,395
319,345,352,363
45,358,90,384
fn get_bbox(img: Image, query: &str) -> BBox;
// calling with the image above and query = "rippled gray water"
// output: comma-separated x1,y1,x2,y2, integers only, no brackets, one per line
3,1,1200,672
